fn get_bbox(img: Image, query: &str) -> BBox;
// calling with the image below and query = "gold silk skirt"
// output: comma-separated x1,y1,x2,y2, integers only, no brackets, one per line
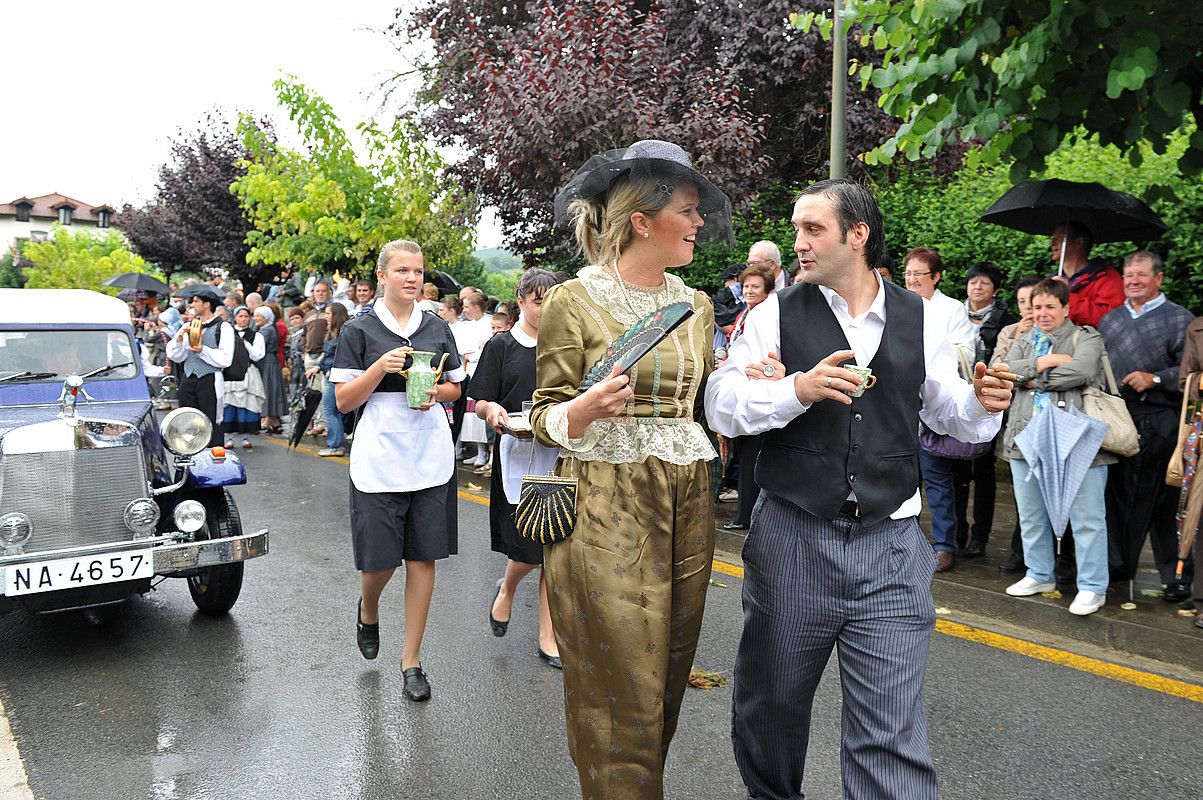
544,455,715,800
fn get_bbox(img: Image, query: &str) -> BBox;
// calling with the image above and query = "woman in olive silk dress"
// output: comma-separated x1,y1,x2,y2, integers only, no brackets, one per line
529,140,732,800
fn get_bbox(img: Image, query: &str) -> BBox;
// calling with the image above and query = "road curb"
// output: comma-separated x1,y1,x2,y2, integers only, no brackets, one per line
0,698,33,800
932,579,1203,674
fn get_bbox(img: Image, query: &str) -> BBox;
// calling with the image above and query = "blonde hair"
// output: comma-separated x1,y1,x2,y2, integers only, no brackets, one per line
568,176,680,265
377,239,423,273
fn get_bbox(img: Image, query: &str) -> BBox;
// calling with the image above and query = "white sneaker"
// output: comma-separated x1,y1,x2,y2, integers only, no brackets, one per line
718,488,739,503
471,453,489,467
1005,576,1057,596
1068,590,1105,616
462,455,477,464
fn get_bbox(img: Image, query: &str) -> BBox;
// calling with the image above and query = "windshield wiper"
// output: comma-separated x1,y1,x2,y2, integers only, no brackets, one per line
0,371,59,383
80,361,134,380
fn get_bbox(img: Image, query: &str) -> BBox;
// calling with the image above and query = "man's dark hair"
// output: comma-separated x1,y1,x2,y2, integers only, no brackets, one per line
1031,277,1070,306
966,261,1005,291
796,179,886,271
904,246,943,278
1054,221,1094,252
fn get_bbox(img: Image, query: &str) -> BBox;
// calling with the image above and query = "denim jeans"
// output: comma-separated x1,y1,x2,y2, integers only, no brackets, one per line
321,378,345,449
918,449,958,553
1010,459,1109,595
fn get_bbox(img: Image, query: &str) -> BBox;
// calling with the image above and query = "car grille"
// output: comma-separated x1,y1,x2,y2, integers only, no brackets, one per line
0,446,148,554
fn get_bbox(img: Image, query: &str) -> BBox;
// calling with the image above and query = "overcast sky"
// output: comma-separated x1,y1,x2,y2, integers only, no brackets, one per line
0,0,504,248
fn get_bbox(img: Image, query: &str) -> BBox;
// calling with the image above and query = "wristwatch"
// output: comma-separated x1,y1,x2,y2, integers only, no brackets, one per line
1152,374,1162,386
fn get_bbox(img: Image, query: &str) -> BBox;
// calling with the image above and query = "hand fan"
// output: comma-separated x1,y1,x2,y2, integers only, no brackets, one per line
579,302,695,390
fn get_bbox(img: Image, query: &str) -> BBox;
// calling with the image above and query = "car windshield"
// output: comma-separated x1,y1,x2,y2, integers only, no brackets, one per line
0,329,139,383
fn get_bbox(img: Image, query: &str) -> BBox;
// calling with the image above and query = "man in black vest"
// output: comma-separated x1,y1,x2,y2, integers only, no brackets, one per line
706,179,1013,800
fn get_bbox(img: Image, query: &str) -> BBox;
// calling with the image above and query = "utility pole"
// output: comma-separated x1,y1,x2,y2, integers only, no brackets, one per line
829,0,847,179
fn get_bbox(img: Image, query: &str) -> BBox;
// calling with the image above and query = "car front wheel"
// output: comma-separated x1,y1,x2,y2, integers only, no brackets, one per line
187,488,245,616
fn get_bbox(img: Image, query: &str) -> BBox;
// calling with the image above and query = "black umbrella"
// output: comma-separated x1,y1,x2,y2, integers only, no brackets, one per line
103,272,170,294
430,270,462,295
287,383,323,451
981,179,1168,274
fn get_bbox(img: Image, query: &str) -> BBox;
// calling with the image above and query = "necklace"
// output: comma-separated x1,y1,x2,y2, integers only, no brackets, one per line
611,263,671,318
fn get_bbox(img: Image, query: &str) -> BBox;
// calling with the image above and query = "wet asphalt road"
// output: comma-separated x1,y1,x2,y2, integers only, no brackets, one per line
1,439,1200,800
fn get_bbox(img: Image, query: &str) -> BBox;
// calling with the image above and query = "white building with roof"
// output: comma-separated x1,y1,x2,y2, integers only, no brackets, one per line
1,193,116,261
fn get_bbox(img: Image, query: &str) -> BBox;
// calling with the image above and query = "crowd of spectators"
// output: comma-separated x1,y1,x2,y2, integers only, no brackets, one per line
710,222,1201,627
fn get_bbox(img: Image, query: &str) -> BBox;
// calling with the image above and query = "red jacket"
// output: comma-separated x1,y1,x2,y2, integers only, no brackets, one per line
1066,259,1124,328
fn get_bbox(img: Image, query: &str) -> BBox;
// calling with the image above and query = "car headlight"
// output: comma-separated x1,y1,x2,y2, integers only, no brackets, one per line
124,498,161,537
160,408,212,456
0,513,33,549
173,500,206,534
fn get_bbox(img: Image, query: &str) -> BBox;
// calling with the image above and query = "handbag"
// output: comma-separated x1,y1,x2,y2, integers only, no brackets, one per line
1074,329,1140,457
515,449,577,546
1167,372,1199,487
918,345,994,460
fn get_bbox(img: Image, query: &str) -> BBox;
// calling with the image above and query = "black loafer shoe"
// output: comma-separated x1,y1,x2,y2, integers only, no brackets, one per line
998,553,1026,574
1163,581,1192,603
722,521,749,531
356,599,379,660
402,666,431,701
489,579,509,637
538,649,563,670
962,540,987,559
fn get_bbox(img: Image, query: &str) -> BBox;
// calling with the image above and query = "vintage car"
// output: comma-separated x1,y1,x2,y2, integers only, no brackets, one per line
0,289,268,617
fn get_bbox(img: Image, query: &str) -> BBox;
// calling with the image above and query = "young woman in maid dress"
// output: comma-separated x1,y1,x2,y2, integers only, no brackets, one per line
329,239,465,702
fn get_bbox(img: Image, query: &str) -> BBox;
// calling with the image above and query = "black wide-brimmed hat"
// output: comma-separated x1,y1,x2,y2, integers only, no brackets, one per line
553,140,734,243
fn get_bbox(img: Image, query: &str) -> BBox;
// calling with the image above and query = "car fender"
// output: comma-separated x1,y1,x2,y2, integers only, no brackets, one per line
185,449,247,488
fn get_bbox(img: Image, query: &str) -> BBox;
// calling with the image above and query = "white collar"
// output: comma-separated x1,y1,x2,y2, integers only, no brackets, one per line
374,300,422,339
817,270,887,323
510,316,536,348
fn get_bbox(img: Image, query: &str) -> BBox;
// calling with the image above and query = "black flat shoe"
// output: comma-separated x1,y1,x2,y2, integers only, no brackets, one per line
1163,581,1192,603
998,553,1026,574
489,579,509,637
357,599,379,660
403,666,431,701
538,649,563,670
962,540,987,559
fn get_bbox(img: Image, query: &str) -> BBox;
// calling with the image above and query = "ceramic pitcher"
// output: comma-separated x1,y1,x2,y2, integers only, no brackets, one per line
400,351,447,409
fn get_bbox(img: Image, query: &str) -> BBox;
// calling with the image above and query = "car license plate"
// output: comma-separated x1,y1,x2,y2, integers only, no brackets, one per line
5,550,154,596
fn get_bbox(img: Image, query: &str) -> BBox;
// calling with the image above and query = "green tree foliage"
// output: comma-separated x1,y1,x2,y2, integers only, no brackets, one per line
22,228,157,293
116,115,262,287
796,2,1203,180
482,271,520,300
0,245,26,288
874,127,1203,310
232,76,477,280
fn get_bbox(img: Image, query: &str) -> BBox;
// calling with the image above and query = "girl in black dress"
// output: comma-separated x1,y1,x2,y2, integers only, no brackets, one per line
469,269,562,667
330,240,466,702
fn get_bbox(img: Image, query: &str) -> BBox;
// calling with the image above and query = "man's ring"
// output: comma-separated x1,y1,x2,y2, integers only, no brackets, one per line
762,363,776,377
825,376,833,388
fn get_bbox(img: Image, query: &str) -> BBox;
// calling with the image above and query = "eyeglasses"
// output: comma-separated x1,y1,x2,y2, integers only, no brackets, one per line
903,271,932,279
745,259,771,267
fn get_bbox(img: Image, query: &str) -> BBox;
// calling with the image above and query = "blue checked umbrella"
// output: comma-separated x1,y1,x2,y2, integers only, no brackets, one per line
1014,403,1108,552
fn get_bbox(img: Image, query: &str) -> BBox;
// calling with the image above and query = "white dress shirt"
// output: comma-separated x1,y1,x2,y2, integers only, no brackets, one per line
928,288,977,352
705,275,1001,519
166,317,235,415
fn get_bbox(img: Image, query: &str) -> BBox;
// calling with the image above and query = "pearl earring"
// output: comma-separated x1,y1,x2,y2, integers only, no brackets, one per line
643,232,649,238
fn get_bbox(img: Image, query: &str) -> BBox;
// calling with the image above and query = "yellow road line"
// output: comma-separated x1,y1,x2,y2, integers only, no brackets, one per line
712,558,1202,703
263,436,1203,702
935,619,1203,703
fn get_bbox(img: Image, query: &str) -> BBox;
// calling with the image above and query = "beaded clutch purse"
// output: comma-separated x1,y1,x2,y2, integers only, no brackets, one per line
515,453,577,545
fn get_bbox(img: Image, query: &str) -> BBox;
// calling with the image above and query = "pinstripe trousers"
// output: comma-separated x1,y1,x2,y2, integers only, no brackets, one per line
732,493,940,800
